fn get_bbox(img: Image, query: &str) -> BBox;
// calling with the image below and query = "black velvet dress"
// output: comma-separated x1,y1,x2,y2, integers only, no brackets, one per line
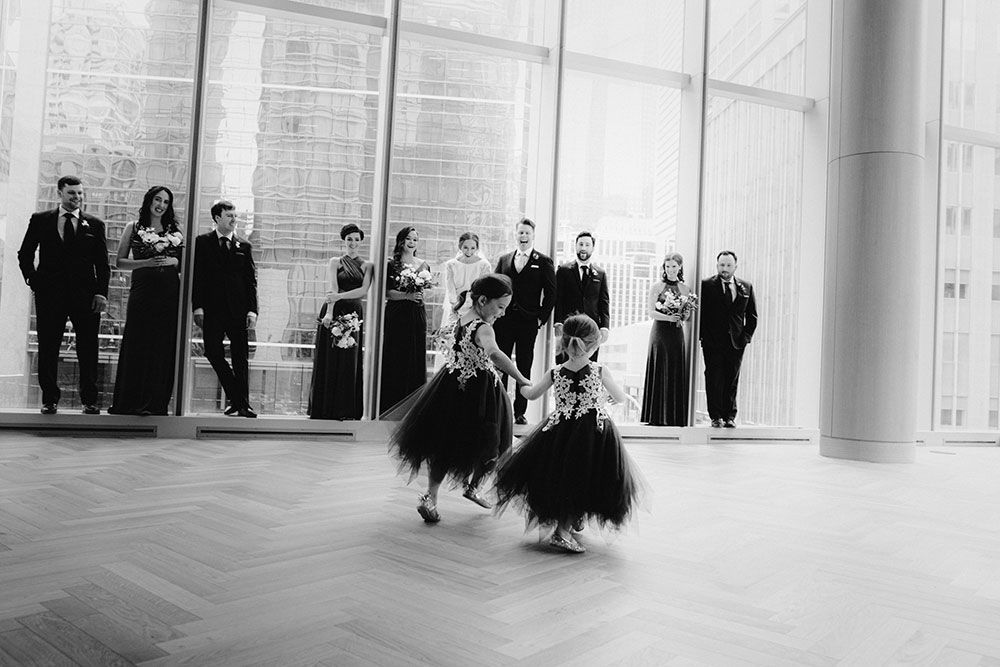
389,319,513,485
309,254,366,420
379,259,429,415
494,363,643,530
109,225,181,415
641,280,689,426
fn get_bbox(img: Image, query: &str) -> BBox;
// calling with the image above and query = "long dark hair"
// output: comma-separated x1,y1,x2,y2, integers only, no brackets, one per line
453,273,512,314
660,252,685,283
137,186,179,234
392,226,418,264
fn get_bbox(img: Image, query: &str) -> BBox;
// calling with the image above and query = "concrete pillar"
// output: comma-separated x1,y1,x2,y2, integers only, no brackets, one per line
820,0,926,463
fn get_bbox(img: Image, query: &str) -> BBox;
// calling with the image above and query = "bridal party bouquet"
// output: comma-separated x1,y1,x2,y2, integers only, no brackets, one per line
325,312,362,349
656,291,699,325
395,266,436,293
137,227,184,257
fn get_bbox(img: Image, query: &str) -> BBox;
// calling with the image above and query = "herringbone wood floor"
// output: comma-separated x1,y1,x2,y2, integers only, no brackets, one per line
1,433,999,666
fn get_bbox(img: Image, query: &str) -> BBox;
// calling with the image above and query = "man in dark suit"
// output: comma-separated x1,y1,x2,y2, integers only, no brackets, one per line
699,250,757,428
554,231,610,363
18,175,110,414
192,200,259,418
494,217,556,424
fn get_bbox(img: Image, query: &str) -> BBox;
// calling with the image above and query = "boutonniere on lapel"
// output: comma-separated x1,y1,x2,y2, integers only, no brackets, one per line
736,284,748,298
233,240,241,250
79,220,90,231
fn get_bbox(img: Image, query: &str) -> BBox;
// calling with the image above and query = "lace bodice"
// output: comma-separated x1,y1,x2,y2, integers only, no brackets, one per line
543,362,610,432
444,318,500,389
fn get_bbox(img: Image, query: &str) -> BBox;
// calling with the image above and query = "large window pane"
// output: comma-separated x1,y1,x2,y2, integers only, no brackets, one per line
554,71,682,423
699,97,803,426
709,0,806,96
401,0,547,44
379,37,540,414
0,0,198,410
565,0,684,71
190,6,381,415
943,0,997,134
935,141,996,430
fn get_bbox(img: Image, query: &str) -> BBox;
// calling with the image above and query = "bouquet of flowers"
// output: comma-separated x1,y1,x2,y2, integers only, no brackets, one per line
137,227,184,257
395,266,436,293
324,312,362,349
432,322,456,354
655,291,699,325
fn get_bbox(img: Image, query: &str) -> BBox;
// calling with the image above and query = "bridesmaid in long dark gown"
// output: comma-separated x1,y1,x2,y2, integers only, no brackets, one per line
109,186,182,416
379,226,430,415
309,223,373,420
641,252,692,426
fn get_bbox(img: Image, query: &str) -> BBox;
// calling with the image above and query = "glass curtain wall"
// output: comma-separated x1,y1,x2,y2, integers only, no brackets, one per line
187,4,382,415
697,0,806,426
935,0,1000,430
0,0,828,427
0,0,199,410
557,0,685,423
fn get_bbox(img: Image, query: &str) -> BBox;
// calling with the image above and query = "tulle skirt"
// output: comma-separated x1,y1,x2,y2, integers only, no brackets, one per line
388,366,513,486
494,411,643,530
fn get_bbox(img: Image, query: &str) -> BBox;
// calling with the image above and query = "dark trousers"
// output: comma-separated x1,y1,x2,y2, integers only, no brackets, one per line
35,292,100,405
702,342,745,421
494,310,538,417
203,313,250,410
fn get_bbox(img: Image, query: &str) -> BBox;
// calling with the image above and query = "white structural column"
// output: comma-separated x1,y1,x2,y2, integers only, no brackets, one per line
820,0,925,463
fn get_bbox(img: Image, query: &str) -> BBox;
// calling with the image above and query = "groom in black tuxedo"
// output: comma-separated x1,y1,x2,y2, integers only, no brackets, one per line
699,250,757,428
494,217,556,424
18,176,110,414
554,231,610,363
192,200,258,418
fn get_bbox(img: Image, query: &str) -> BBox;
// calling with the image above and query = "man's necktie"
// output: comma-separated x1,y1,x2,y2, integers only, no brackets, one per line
220,237,230,263
581,265,589,282
514,252,527,272
724,281,734,301
63,212,76,247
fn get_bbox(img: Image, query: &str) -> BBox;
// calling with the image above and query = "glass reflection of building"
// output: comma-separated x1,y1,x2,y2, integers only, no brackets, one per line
11,0,197,409
0,0,993,436
699,0,806,426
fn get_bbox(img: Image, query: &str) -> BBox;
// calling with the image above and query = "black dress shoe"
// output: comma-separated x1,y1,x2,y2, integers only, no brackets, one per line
514,415,527,426
238,407,257,418
40,403,57,415
723,419,736,428
224,405,239,416
82,404,100,415
710,418,722,428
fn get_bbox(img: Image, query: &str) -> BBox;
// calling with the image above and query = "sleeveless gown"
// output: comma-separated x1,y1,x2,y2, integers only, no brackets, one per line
389,319,513,485
308,254,366,420
108,225,181,415
641,281,689,426
379,259,429,415
494,363,643,530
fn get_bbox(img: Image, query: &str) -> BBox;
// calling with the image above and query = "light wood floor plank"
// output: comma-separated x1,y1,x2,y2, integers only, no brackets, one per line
1,434,1000,665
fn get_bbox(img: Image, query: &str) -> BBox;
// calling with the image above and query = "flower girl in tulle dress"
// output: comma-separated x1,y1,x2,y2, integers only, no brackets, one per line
494,314,645,553
389,273,530,523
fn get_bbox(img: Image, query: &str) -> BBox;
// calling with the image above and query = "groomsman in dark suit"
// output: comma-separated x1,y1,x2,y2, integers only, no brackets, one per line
192,200,259,418
18,176,110,414
494,217,556,424
699,250,757,428
554,231,610,363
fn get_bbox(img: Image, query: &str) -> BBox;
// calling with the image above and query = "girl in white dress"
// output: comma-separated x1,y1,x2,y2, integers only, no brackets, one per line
442,232,491,327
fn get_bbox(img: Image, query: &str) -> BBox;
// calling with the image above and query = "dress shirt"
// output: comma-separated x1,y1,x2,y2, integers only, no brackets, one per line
57,207,79,242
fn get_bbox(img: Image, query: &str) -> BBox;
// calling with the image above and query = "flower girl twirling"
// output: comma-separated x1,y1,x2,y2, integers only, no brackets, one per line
389,274,530,523
494,314,645,553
